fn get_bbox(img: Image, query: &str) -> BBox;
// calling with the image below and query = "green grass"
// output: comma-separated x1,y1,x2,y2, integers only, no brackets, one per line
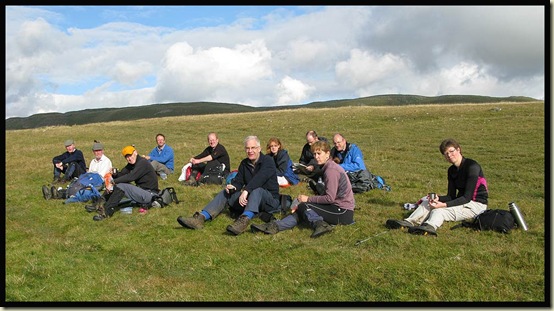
5,101,547,304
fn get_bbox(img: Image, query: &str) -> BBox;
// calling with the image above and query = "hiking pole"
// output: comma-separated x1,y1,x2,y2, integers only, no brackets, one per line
355,231,389,246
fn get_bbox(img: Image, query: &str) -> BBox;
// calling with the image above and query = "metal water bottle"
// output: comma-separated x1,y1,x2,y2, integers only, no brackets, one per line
508,202,528,231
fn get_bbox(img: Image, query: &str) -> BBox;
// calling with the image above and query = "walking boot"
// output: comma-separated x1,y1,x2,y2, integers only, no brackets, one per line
42,185,52,200
250,220,279,235
177,212,206,229
85,196,100,213
183,172,198,186
51,186,60,199
408,223,437,236
93,187,125,221
92,197,113,221
385,219,415,230
226,215,250,235
311,220,333,238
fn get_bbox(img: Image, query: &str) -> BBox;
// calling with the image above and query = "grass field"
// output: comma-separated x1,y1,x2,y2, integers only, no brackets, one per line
4,101,548,305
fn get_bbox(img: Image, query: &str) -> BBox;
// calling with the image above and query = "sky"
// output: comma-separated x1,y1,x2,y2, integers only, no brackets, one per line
5,5,546,119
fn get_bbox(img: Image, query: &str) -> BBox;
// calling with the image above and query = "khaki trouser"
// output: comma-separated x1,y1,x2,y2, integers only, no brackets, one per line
406,198,487,229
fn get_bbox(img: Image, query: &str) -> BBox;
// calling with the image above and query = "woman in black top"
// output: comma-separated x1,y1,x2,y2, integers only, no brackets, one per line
386,138,488,236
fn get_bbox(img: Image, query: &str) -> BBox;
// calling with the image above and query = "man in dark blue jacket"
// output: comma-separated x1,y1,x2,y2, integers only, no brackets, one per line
51,139,87,183
177,135,280,235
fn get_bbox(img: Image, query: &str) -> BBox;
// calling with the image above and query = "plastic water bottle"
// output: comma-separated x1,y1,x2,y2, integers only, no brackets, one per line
120,207,132,215
508,202,528,231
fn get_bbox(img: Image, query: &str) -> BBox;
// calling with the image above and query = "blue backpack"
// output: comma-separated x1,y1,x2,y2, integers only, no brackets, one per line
64,172,104,204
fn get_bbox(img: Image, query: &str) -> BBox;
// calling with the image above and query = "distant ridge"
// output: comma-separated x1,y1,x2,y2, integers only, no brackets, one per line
5,94,538,130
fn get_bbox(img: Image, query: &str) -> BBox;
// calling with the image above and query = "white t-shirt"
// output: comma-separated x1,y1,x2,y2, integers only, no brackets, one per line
88,154,113,177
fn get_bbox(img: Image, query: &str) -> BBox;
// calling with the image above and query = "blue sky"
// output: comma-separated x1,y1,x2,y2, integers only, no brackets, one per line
5,5,546,118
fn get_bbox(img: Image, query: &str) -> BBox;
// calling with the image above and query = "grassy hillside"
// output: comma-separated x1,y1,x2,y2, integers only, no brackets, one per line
5,94,538,130
5,101,546,305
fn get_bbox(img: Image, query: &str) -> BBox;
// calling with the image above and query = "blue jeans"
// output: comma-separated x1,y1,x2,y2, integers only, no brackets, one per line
276,202,354,231
54,162,84,180
203,188,280,219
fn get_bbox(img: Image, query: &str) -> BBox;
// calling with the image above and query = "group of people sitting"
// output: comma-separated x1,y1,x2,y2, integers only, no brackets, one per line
43,131,489,238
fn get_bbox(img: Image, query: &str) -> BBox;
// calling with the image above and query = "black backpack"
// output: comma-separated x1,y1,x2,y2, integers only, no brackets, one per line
347,169,391,193
462,209,516,234
198,164,226,185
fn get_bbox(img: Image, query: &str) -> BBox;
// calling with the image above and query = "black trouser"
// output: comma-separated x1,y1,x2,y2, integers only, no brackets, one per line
101,187,126,217
296,202,354,226
191,160,222,176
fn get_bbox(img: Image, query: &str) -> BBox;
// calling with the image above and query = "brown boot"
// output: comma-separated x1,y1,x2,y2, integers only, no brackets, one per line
311,220,333,238
177,212,206,229
182,175,198,186
226,215,250,235
250,220,279,235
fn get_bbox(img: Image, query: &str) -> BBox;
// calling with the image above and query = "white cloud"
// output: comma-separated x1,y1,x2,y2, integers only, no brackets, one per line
154,39,273,104
275,76,315,106
111,61,154,86
5,6,545,118
336,49,410,89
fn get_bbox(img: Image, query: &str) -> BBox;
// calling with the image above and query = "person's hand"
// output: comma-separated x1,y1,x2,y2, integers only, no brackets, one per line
306,165,314,172
143,155,150,160
55,162,63,169
239,190,249,206
297,194,309,203
225,184,236,194
429,198,445,209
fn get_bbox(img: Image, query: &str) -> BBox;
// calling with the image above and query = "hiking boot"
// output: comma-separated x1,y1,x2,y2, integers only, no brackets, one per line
251,221,279,235
94,204,107,221
42,185,52,200
151,200,162,208
177,212,205,230
311,220,333,238
183,176,197,186
385,219,415,230
408,223,437,236
93,214,107,221
226,215,250,235
51,186,60,199
85,204,98,213
92,197,113,221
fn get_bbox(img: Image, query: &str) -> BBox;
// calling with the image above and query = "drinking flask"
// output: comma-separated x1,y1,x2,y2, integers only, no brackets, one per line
508,202,528,231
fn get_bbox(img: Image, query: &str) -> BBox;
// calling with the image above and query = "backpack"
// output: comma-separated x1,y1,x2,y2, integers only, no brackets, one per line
198,164,226,185
462,209,516,233
347,170,391,193
371,174,391,192
63,172,105,204
155,187,179,207
185,165,202,182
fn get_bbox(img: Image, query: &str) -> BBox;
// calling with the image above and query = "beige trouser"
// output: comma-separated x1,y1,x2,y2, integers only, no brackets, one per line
150,160,172,175
405,198,487,229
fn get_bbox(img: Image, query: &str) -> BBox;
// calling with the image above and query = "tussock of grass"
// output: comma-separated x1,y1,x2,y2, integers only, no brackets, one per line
5,101,546,303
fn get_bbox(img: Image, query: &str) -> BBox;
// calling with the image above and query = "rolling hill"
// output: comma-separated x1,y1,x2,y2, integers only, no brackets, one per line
5,94,538,130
